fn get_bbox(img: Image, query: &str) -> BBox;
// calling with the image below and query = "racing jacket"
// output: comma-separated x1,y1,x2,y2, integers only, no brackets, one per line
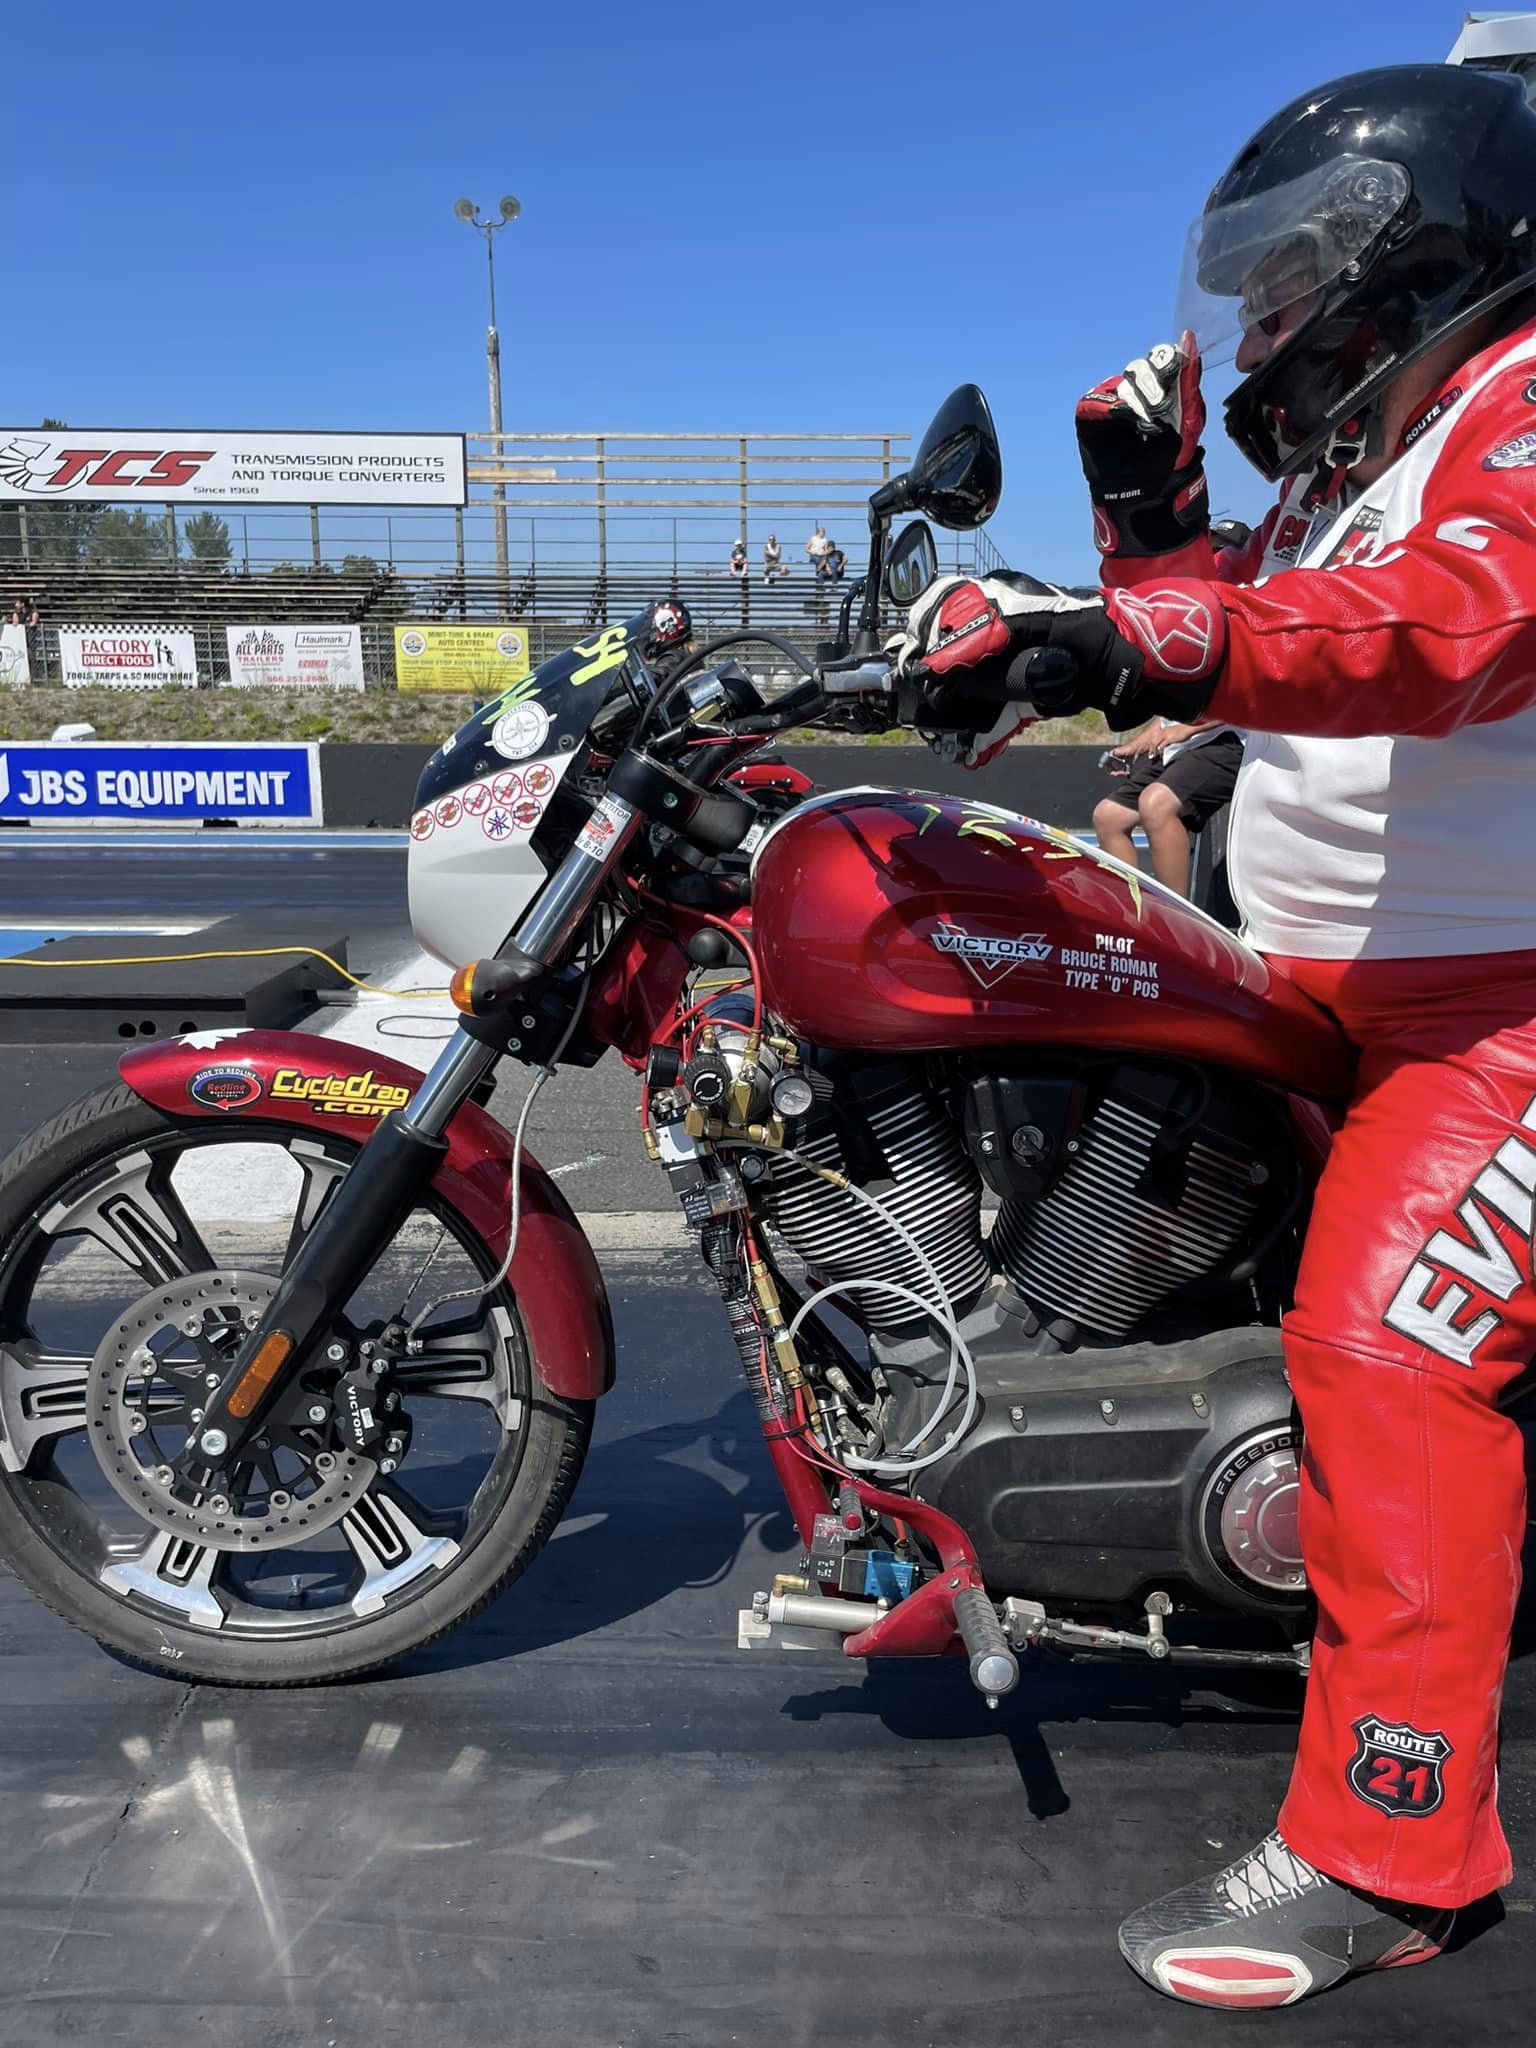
1106,315,1536,960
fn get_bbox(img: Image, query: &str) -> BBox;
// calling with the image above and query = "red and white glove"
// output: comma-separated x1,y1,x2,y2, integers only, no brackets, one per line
1075,333,1209,560
890,571,1228,754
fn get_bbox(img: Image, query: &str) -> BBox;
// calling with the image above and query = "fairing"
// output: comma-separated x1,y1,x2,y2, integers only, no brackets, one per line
408,614,652,966
118,1030,615,1399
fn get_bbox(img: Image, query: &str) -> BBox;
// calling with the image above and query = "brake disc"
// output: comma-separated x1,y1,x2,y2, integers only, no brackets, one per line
88,1270,372,1552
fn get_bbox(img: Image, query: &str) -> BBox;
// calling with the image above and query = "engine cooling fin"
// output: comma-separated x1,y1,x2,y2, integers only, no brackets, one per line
763,1080,989,1331
991,1088,1262,1341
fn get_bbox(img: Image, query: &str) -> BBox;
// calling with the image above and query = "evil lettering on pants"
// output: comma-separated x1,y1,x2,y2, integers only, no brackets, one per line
1382,1094,1536,1368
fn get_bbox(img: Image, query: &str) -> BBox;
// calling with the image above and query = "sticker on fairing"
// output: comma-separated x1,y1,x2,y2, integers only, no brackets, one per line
576,792,633,859
491,701,552,761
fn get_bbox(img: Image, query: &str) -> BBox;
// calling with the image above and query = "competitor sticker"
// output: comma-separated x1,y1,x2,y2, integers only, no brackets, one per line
491,701,551,762
576,792,633,859
434,793,462,829
460,781,492,819
1347,1716,1453,1818
270,1068,412,1118
523,762,556,799
491,770,524,805
928,921,1052,989
188,1064,263,1112
410,807,435,842
1483,431,1536,471
484,807,514,839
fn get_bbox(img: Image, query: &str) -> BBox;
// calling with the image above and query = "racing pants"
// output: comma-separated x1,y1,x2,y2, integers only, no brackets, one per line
1273,949,1536,1909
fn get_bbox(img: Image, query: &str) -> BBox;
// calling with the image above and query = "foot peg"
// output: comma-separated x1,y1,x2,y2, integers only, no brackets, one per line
953,1585,1019,1704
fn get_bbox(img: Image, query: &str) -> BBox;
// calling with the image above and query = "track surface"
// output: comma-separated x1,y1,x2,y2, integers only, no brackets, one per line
1,836,1534,2046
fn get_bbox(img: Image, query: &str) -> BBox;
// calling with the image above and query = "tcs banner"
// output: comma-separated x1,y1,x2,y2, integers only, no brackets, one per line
224,624,364,690
0,743,322,824
394,624,531,694
58,628,197,690
0,430,466,507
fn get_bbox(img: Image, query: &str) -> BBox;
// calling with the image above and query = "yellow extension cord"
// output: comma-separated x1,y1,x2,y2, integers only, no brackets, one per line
0,943,448,1001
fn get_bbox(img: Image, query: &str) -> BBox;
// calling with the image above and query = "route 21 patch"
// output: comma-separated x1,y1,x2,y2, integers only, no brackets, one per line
1483,431,1536,471
1347,1716,1453,1818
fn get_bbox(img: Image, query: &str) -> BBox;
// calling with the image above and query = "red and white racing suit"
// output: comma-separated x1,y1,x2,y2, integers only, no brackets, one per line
1105,316,1536,1907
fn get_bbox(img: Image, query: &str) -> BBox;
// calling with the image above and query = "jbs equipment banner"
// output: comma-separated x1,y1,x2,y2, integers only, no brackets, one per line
58,627,198,690
0,743,322,824
224,624,364,690
394,623,531,694
0,430,466,507
0,623,28,687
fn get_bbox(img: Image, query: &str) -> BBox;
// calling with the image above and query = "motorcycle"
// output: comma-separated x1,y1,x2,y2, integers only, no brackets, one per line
0,387,1349,1691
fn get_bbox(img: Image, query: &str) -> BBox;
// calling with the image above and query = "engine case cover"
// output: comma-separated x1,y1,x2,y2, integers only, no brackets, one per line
890,1325,1303,1617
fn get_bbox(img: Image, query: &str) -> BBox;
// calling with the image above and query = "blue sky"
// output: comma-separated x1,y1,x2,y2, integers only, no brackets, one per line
0,0,1488,578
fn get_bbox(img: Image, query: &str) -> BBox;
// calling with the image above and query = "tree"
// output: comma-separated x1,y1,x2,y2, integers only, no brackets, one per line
341,553,382,578
182,511,231,564
89,508,173,565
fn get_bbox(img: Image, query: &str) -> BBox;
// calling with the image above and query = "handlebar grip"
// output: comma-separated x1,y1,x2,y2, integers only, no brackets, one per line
953,1585,1019,1699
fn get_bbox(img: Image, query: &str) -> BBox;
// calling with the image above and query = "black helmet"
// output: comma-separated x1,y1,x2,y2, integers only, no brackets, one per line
643,598,692,661
1178,65,1536,479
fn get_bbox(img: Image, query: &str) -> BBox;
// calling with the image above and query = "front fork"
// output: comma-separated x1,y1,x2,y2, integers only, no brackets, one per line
189,789,648,1473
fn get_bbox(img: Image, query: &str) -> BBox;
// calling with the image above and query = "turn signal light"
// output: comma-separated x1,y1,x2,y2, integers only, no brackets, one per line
449,962,479,1013
227,1331,294,1419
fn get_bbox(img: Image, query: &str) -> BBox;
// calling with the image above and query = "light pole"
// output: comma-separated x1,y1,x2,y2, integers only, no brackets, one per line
454,194,520,598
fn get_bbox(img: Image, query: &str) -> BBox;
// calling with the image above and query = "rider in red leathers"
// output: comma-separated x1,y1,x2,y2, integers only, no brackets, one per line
896,63,1536,2009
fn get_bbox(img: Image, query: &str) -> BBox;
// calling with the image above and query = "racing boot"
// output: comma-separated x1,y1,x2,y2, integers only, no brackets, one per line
1118,1830,1453,2009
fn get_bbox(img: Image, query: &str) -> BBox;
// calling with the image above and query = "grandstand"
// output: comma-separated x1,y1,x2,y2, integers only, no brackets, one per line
0,427,1006,685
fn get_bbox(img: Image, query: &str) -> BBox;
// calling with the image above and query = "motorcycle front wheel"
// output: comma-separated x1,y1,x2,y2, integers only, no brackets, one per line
0,1081,592,1685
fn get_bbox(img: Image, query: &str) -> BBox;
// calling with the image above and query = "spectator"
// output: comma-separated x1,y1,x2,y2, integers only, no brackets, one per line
805,524,832,578
824,539,847,581
25,597,38,627
1090,718,1244,899
763,533,787,583
729,538,748,580
6,599,24,628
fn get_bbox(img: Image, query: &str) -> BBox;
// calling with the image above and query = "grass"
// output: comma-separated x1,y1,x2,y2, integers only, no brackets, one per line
0,687,1109,749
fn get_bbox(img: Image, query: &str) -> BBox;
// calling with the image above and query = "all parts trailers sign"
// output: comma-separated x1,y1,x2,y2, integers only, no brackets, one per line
0,430,466,506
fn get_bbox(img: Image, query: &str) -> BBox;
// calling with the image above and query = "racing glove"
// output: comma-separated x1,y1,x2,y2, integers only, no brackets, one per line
1075,333,1209,560
891,572,1227,735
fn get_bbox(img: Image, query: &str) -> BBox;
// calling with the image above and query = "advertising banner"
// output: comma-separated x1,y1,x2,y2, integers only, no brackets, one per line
58,627,198,691
0,623,28,687
224,624,364,690
0,430,466,507
394,623,532,694
0,742,322,824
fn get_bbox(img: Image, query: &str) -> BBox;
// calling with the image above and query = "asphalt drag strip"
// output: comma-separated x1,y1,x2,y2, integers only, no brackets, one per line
1,836,1534,2047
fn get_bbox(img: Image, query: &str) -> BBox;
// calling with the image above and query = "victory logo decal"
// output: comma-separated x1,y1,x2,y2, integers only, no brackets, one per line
928,921,1053,989
1347,1716,1453,1818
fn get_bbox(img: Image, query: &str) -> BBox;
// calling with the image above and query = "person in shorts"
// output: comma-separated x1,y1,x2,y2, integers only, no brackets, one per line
1091,719,1242,897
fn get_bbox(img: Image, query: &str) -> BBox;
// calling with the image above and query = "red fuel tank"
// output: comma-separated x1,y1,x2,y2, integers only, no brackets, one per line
751,789,1355,1103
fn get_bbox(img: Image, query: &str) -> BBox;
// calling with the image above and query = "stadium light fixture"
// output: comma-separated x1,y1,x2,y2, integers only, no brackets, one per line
454,193,523,590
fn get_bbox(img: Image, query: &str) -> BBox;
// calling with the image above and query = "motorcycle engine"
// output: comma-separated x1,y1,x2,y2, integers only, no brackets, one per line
759,1052,1305,1619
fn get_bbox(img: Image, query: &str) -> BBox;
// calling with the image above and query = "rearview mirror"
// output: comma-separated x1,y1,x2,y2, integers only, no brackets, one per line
884,520,938,608
872,384,1002,532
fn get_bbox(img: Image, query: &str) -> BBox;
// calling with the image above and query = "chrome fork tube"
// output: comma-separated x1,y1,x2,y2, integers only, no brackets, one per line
399,1030,499,1138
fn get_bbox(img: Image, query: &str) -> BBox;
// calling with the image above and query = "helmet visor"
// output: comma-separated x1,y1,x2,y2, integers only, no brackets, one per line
1175,156,1411,365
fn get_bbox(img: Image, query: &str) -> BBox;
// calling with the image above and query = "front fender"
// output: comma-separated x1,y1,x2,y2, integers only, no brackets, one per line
118,1030,615,1399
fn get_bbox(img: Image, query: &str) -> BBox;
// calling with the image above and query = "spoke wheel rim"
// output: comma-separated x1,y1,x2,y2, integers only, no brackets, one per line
0,1119,531,1641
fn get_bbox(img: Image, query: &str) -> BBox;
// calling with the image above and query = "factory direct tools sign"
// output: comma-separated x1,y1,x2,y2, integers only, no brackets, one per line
224,624,364,690
394,623,531,693
0,430,466,506
58,627,198,690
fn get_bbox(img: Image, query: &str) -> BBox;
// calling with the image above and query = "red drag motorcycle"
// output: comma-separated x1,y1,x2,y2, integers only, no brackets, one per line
0,389,1347,1688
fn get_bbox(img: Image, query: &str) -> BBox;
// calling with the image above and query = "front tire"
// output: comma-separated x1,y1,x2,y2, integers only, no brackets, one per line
0,1081,593,1685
